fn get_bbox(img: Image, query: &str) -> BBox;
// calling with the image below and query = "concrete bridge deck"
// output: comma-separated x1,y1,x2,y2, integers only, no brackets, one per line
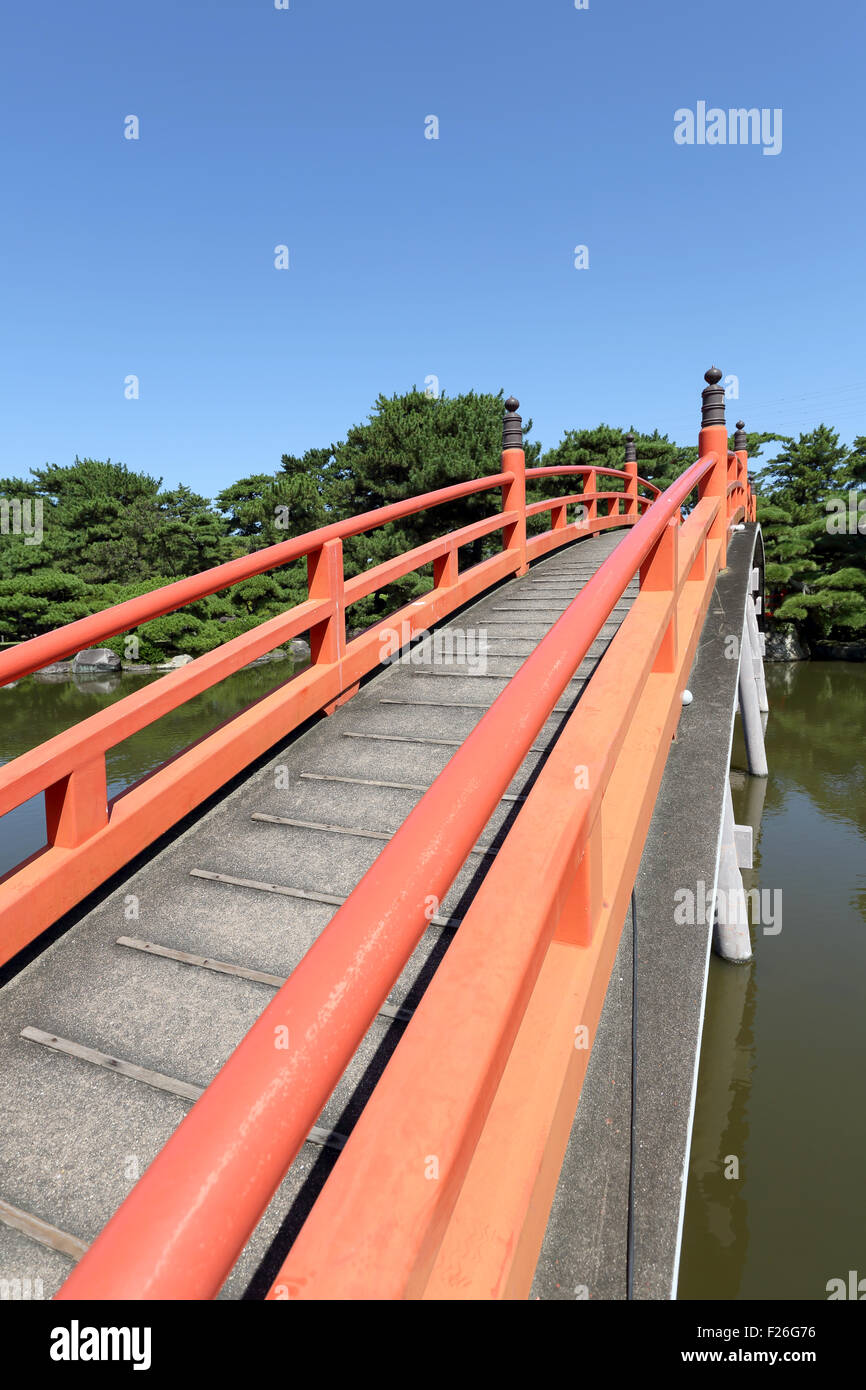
0,530,643,1298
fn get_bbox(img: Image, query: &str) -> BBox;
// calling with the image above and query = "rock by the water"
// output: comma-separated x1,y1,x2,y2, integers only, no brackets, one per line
73,648,121,671
764,628,810,662
812,639,866,661
289,638,311,658
244,649,290,668
162,654,194,669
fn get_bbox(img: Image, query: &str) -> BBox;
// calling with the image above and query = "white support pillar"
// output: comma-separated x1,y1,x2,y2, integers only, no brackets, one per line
745,594,769,714
713,779,753,963
738,613,768,777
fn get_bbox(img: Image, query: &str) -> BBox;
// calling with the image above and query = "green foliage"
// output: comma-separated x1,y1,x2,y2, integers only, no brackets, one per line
3,395,865,659
327,388,540,620
0,569,91,641
0,459,235,644
754,426,866,638
846,436,866,489
538,426,699,519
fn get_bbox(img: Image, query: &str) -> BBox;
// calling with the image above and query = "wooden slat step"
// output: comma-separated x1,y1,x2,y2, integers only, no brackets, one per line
115,937,413,1023
188,869,463,929
297,771,527,803
0,1196,88,1262
250,813,499,859
378,698,572,713
341,731,556,753
19,1027,347,1152
404,669,589,683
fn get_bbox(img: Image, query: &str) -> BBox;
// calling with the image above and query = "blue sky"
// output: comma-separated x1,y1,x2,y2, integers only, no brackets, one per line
1,0,864,497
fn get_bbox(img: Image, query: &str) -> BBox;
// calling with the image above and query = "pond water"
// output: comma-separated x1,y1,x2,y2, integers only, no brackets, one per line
0,658,305,881
678,661,866,1300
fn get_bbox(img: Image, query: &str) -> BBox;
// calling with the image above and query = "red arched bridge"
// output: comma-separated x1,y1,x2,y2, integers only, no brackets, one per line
0,369,768,1300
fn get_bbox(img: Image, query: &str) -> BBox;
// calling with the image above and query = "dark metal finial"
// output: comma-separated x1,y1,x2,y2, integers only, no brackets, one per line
502,396,523,450
733,419,748,451
624,432,637,463
701,365,726,428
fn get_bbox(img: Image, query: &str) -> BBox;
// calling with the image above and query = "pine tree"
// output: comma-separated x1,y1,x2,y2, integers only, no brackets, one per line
326,388,540,620
753,427,866,637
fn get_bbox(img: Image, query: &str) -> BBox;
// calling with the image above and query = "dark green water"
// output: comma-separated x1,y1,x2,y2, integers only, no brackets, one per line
679,661,866,1300
0,659,305,881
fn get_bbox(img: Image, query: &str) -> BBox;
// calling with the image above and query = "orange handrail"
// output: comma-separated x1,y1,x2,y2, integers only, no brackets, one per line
0,471,514,687
526,463,661,496
0,467,657,690
54,438,737,1300
0,451,650,967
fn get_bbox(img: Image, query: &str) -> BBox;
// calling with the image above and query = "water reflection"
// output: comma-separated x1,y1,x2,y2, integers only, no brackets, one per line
679,662,866,1300
684,964,754,1281
0,657,305,879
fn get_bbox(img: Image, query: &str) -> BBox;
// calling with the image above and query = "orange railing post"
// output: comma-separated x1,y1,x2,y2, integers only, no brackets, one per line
553,811,602,947
501,396,528,575
308,536,354,713
733,418,749,521
307,537,345,666
698,365,730,569
688,516,708,583
639,514,679,672
625,433,640,520
45,757,108,848
584,467,598,536
433,547,459,588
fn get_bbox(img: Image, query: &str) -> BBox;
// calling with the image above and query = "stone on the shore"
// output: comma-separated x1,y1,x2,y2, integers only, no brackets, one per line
243,649,290,668
764,627,810,662
812,638,866,661
73,648,121,671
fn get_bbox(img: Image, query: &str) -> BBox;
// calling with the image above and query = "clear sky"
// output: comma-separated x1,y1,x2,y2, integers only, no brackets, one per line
1,0,864,497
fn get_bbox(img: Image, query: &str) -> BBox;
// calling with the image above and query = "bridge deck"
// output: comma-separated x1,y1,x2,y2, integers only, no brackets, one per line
0,529,642,1299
